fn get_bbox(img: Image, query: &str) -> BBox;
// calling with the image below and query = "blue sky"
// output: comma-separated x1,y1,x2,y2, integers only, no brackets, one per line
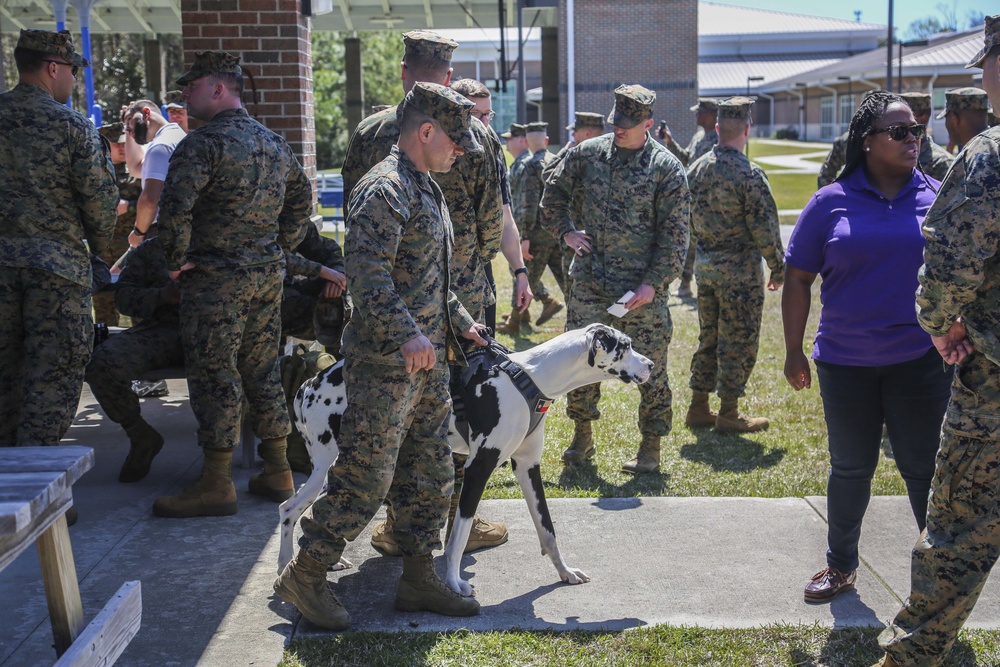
716,0,988,38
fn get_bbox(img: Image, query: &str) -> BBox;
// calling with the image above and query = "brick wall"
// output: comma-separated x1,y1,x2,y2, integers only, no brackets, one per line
179,0,317,183
557,0,698,146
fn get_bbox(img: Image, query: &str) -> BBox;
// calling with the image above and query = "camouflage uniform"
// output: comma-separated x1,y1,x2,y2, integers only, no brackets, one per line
157,93,311,451
520,145,566,298
0,30,118,447
300,85,479,564
94,154,142,325
879,122,1000,665
85,236,183,428
542,94,690,437
282,222,347,350
687,139,784,400
919,137,954,181
817,131,849,188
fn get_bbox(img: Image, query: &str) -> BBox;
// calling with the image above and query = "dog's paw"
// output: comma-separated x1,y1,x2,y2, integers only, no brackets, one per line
448,578,475,597
330,556,353,572
560,568,590,585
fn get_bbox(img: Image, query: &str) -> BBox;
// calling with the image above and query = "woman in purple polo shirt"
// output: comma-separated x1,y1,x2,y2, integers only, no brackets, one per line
782,91,953,604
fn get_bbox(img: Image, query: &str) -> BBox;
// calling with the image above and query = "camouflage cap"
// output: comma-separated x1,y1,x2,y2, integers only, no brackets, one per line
176,51,242,86
404,82,482,152
966,14,1000,69
607,84,656,129
98,122,126,143
899,92,931,116
566,111,604,131
689,97,719,113
402,30,459,63
718,96,754,120
162,90,186,109
500,123,527,139
16,29,88,68
935,87,990,118
526,121,548,133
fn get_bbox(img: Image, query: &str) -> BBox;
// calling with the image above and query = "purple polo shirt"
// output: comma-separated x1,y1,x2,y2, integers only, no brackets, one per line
785,167,939,367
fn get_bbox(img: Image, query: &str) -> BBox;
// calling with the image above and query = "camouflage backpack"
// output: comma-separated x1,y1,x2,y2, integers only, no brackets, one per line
276,344,335,473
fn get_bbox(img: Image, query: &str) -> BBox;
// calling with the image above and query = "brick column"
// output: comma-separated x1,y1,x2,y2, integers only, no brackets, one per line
179,0,317,187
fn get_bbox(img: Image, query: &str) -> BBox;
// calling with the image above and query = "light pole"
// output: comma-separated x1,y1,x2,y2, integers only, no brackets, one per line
897,39,928,92
886,0,894,91
795,82,808,141
746,76,764,156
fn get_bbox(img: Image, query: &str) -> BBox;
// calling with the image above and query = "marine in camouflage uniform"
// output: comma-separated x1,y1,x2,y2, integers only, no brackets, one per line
817,131,849,188
277,83,482,628
281,221,347,354
937,86,991,156
154,51,311,518
0,30,118,448
543,84,690,475
877,20,1000,667
899,92,955,182
85,235,182,482
684,98,785,433
93,122,141,325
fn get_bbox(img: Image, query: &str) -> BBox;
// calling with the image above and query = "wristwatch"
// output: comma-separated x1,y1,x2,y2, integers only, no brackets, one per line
514,267,528,278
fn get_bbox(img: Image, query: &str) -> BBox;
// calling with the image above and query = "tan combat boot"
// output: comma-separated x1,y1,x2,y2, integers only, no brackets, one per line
371,504,402,556
871,655,899,667
535,299,564,326
394,553,480,616
715,399,769,433
684,391,718,428
248,437,294,502
152,448,238,518
445,492,509,552
622,434,661,475
561,421,595,464
274,551,351,630
496,308,523,336
119,418,165,483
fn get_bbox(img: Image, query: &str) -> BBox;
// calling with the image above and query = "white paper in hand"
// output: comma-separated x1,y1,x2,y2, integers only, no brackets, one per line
607,291,635,318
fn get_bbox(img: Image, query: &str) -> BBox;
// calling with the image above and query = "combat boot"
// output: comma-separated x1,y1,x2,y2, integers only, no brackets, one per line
870,655,899,667
445,492,509,552
371,504,402,556
496,308,523,336
684,391,718,428
248,437,294,502
394,553,480,616
119,417,165,483
273,551,351,630
715,399,769,433
535,299,564,326
152,448,238,518
561,421,595,464
622,434,661,475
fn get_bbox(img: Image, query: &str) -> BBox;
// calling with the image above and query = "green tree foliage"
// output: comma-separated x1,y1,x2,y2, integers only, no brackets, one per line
312,30,403,170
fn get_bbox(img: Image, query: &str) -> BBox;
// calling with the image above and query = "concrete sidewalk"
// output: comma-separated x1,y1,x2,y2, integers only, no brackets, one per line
2,381,999,666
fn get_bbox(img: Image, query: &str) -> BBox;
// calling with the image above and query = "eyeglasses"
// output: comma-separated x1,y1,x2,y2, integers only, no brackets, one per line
870,124,926,141
472,110,496,123
42,60,79,78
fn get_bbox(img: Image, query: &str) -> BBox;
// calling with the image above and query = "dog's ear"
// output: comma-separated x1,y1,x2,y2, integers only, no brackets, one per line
587,324,618,366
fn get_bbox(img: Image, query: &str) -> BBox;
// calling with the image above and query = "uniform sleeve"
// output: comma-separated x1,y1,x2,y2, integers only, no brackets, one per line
518,158,543,238
916,142,1000,336
540,146,583,240
114,241,169,319
817,136,846,188
746,167,785,282
473,126,505,262
73,122,119,255
664,135,691,166
642,162,691,293
156,134,216,270
284,252,324,278
277,150,311,253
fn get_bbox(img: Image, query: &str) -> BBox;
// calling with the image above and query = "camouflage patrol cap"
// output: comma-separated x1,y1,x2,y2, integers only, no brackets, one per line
405,82,482,152
176,51,242,86
98,122,126,144
402,30,459,63
526,121,548,133
899,92,931,116
966,14,1000,69
566,111,604,131
16,29,88,68
162,90,186,109
500,123,527,139
690,97,719,113
935,87,990,118
718,96,754,120
607,84,656,129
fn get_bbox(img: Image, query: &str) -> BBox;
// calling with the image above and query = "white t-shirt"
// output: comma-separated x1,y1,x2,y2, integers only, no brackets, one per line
141,122,187,189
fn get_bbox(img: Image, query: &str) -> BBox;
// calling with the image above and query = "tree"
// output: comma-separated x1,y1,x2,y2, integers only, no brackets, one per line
967,11,986,29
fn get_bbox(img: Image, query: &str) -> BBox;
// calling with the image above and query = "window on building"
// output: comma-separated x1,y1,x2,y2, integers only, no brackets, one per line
821,95,835,140
839,95,855,134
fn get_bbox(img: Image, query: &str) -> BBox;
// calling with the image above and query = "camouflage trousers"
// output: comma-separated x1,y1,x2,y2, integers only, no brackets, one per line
85,321,183,427
299,358,454,565
525,232,568,301
881,351,1000,666
93,216,134,325
565,280,673,436
180,262,289,451
688,272,765,400
0,267,93,447
680,236,697,284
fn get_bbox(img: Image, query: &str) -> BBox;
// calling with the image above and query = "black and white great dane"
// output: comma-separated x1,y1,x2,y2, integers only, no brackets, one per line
279,323,653,596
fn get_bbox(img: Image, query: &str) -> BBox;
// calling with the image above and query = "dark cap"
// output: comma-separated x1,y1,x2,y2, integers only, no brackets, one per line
567,111,604,131
176,51,242,86
98,122,126,144
402,30,459,63
967,14,1000,69
899,92,931,116
718,96,754,120
404,82,481,152
500,123,527,139
935,87,990,118
16,29,88,68
526,121,548,133
607,84,655,129
689,97,719,113
163,90,186,109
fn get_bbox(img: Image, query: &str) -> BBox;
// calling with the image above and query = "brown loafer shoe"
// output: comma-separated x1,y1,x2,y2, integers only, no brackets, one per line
804,566,856,603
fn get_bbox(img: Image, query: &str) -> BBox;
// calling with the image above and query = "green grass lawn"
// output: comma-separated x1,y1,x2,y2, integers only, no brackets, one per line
746,139,827,159
767,172,819,213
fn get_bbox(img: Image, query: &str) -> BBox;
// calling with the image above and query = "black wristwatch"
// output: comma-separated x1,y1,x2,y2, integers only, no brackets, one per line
514,267,528,278
132,226,147,237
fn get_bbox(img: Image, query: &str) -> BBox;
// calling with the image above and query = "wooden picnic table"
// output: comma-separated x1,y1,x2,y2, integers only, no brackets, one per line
0,446,141,665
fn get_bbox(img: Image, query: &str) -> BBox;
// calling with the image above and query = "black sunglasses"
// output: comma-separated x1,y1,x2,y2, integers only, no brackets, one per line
870,123,926,141
42,60,79,78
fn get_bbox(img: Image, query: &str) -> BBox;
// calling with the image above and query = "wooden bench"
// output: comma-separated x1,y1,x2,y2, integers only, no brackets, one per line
0,446,141,665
